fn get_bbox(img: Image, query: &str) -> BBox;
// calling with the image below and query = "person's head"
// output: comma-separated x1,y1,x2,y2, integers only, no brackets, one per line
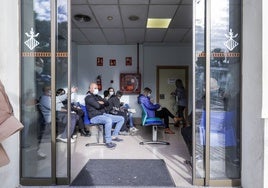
175,79,184,88
116,90,123,99
89,83,99,95
143,87,152,97
108,87,115,96
56,88,65,96
35,57,44,74
103,90,109,98
43,86,51,96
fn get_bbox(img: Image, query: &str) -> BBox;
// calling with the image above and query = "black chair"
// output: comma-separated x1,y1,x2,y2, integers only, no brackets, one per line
139,103,170,145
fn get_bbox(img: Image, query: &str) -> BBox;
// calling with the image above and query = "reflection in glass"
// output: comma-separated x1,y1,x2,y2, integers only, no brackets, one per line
194,0,241,180
21,0,69,179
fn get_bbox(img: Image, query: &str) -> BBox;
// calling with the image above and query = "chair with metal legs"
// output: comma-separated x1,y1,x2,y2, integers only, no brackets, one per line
139,103,170,145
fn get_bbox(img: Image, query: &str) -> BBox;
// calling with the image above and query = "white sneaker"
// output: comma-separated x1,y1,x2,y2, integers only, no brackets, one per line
128,109,136,113
130,127,139,132
72,134,77,139
57,137,76,143
37,149,47,159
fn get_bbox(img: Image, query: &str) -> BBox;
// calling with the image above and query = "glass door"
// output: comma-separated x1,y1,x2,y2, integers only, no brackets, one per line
20,0,71,185
193,0,241,186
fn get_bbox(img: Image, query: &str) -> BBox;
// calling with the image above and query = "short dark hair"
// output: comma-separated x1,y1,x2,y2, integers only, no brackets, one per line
103,90,109,97
116,90,123,97
143,87,152,93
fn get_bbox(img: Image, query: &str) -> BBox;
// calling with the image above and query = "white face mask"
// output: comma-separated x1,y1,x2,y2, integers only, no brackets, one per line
93,88,99,95
148,93,151,97
109,91,114,96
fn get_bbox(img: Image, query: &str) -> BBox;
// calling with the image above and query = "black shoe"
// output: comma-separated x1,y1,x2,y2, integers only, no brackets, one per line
112,137,123,142
105,142,116,149
80,129,91,137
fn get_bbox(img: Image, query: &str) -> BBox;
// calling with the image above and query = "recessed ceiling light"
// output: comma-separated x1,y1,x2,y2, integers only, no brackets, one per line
74,14,91,22
128,15,139,21
107,16,113,20
146,18,172,28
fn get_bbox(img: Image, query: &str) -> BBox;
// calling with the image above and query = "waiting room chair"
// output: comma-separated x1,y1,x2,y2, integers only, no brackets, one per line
80,105,105,146
139,103,170,145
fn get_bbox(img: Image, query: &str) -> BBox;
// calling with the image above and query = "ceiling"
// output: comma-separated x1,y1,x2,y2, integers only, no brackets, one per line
71,0,193,45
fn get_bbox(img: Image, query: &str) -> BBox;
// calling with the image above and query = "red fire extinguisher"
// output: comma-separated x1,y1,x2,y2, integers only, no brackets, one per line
96,75,102,91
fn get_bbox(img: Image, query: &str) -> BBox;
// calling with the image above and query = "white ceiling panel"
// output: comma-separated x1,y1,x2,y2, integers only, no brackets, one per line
120,5,148,27
125,29,145,43
148,5,178,18
81,28,107,44
164,28,188,42
87,0,118,4
145,29,167,42
91,5,122,28
119,0,149,4
72,28,88,42
103,28,125,44
170,5,192,27
150,0,181,4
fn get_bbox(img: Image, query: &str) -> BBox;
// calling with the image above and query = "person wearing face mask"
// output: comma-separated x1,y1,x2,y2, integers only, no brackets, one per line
107,87,115,98
137,87,180,134
85,83,124,149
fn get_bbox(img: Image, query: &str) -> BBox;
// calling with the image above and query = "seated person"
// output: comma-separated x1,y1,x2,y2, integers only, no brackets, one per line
55,88,79,143
107,90,138,133
85,83,124,149
70,87,91,136
137,87,180,134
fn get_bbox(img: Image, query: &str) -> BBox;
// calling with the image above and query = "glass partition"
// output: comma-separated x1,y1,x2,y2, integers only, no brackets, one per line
20,0,70,184
193,0,241,185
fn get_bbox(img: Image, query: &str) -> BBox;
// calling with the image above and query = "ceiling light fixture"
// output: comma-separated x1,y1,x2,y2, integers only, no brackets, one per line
146,18,172,28
74,14,91,22
107,16,113,20
128,15,139,21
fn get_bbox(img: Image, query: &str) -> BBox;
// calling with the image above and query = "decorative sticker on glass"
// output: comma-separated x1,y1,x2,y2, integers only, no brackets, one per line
224,29,239,51
24,28,40,50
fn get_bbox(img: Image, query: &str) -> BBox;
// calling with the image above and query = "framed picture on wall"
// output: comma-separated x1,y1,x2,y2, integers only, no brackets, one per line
96,57,103,66
120,73,141,94
109,59,116,66
125,57,132,66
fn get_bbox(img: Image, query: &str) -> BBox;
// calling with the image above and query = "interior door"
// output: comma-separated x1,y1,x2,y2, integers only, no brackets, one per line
157,66,188,118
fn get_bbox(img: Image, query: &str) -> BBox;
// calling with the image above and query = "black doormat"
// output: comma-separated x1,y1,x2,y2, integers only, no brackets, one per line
71,159,175,187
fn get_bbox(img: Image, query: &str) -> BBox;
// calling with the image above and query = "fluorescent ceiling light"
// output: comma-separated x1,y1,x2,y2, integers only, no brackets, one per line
146,18,172,28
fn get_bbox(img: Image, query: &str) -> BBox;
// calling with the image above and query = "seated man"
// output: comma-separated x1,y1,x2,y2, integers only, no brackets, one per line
85,83,124,149
137,87,180,134
39,86,77,143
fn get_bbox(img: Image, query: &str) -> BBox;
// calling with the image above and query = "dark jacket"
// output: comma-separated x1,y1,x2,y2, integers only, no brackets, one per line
137,94,160,118
84,92,109,118
174,87,187,106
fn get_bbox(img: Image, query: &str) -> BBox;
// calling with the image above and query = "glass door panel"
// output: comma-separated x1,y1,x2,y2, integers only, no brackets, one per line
193,0,241,186
20,0,70,185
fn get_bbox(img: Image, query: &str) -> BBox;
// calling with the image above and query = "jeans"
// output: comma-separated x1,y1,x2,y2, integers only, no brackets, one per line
90,113,124,143
56,111,78,139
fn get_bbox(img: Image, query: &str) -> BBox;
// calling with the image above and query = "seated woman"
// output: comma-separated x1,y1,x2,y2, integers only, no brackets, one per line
137,87,180,134
107,90,138,134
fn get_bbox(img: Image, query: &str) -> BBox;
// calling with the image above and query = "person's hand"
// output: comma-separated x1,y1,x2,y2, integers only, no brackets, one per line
71,86,78,93
98,101,104,104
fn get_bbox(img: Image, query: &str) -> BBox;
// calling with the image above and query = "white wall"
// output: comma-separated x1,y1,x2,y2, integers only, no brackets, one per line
0,0,21,188
76,44,192,117
143,44,193,112
242,1,264,187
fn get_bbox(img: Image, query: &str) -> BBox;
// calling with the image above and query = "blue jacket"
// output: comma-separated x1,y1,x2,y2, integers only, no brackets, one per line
137,94,160,118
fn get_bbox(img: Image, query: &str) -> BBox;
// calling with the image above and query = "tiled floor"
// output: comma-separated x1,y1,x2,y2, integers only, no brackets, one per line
71,124,192,187
20,124,241,188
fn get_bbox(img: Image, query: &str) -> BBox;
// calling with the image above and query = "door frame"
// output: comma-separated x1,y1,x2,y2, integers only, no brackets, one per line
156,66,189,118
